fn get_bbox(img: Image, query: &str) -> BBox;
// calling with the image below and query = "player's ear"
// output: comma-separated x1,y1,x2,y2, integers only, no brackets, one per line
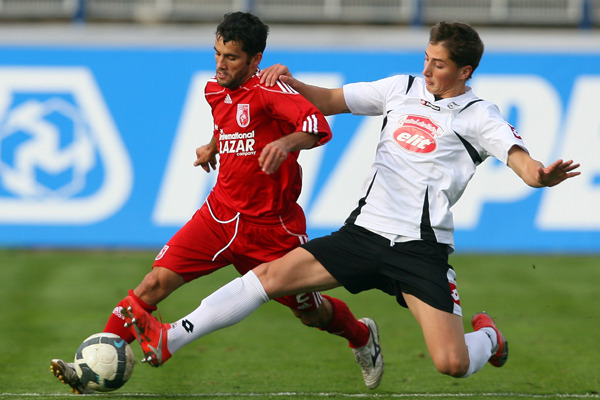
460,65,473,81
251,52,263,69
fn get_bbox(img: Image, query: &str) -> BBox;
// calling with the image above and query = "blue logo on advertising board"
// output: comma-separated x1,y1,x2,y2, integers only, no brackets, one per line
0,67,132,225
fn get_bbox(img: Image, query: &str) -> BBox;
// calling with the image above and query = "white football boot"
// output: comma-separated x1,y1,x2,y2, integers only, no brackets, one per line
352,318,384,389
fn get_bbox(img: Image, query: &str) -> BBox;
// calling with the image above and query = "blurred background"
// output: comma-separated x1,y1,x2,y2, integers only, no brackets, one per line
0,0,598,27
0,0,599,253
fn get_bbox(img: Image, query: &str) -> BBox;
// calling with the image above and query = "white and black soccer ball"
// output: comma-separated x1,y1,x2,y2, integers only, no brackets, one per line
74,332,134,392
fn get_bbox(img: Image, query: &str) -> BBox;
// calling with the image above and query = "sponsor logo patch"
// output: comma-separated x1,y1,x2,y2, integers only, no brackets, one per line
450,282,461,306
420,99,440,111
393,114,442,154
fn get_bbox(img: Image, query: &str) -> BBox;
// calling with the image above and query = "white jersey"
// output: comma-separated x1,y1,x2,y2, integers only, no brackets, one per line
343,74,527,248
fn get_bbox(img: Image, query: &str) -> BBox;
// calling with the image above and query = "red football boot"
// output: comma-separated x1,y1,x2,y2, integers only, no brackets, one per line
471,312,508,367
122,296,172,367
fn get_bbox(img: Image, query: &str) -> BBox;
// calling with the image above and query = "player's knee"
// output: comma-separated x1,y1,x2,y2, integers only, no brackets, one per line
433,354,469,377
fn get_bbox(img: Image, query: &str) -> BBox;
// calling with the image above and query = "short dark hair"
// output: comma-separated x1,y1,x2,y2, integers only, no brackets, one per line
429,21,484,79
216,12,269,59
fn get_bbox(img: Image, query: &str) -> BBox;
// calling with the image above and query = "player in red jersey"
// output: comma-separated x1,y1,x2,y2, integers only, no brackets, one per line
50,11,383,394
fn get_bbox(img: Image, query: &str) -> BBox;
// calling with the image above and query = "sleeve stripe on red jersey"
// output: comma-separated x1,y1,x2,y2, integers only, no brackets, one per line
276,80,299,94
302,114,319,134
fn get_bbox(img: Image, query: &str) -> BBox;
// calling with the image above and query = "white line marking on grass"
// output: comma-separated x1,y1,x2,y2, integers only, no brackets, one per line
3,393,599,398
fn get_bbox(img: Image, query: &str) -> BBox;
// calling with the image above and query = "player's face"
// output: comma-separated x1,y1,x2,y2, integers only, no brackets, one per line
214,36,262,89
422,43,471,99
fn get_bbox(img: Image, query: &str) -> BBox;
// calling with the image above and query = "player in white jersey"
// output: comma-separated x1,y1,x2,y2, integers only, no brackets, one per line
122,21,580,381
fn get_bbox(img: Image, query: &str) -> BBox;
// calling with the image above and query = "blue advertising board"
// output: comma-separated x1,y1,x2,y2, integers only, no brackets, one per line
0,46,598,252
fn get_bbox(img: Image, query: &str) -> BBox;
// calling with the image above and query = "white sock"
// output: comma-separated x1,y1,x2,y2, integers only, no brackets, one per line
166,270,270,354
460,329,494,378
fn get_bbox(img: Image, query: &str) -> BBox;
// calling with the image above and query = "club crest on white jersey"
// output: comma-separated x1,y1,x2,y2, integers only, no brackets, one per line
508,123,522,139
236,104,250,128
393,114,443,154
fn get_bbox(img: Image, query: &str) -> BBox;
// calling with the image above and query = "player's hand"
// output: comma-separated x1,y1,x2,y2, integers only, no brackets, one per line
537,159,580,187
193,145,218,173
258,141,288,175
259,64,294,87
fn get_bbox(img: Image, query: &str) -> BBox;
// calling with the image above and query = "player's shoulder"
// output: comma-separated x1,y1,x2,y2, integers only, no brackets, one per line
460,95,500,116
256,79,300,96
366,73,420,95
381,73,416,85
457,92,509,131
205,78,225,96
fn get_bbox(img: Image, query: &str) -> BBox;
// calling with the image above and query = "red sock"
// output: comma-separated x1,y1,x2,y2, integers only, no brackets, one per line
321,295,370,348
103,289,158,343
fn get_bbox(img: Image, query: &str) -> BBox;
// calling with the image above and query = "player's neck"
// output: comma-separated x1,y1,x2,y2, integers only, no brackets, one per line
235,70,258,89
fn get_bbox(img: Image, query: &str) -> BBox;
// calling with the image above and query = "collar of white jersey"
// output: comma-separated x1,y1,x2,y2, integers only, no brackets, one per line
421,84,478,110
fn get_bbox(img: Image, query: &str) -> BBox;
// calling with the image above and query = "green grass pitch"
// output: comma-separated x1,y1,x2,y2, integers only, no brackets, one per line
0,249,598,399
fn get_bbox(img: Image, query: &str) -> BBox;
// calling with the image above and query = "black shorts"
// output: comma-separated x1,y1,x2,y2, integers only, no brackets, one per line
301,224,462,315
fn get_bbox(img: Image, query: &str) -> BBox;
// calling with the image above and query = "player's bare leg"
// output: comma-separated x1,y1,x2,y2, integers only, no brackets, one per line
255,247,341,297
133,266,186,306
404,293,506,378
404,294,470,377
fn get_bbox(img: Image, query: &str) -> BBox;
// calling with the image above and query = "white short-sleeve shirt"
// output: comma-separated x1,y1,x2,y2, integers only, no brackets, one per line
343,75,527,248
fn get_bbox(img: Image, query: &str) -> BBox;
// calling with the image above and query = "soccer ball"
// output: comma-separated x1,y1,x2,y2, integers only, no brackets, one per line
74,332,134,392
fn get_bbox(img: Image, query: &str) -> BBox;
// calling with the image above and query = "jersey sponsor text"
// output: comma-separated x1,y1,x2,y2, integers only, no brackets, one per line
394,114,441,153
218,129,256,156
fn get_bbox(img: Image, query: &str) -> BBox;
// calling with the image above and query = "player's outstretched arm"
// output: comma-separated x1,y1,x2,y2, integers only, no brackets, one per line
259,64,349,116
507,146,581,187
193,136,218,173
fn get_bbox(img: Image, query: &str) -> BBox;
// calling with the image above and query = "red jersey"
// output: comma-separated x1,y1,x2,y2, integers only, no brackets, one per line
204,73,332,222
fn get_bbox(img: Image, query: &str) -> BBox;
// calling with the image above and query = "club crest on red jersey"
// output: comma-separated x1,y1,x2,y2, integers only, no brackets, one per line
236,104,250,128
393,114,442,154
155,245,169,261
